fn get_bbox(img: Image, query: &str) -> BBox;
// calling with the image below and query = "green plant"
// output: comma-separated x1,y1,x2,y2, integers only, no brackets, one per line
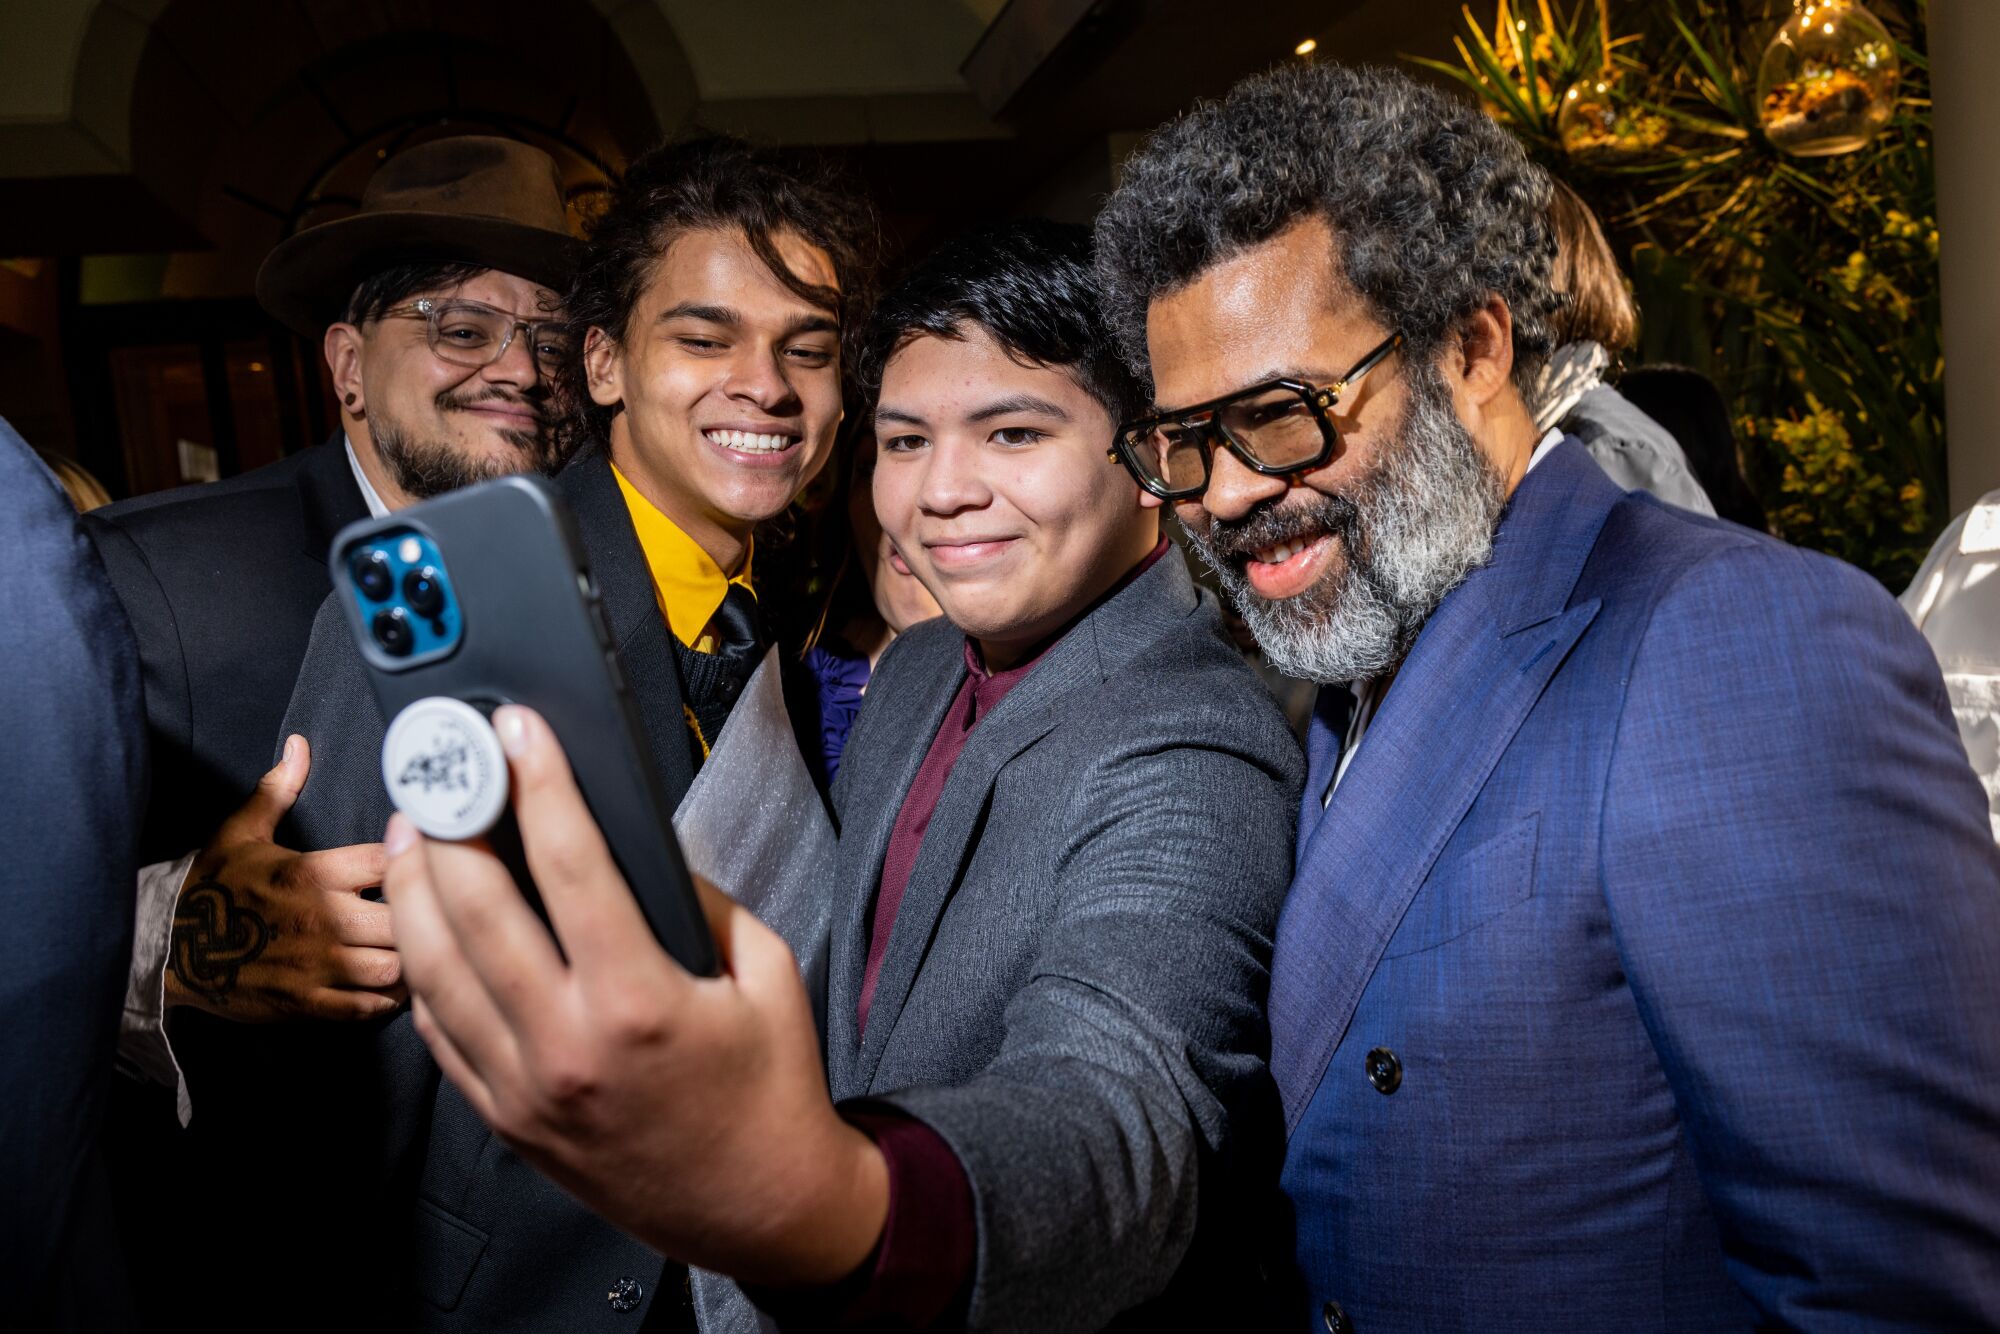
1411,0,1941,587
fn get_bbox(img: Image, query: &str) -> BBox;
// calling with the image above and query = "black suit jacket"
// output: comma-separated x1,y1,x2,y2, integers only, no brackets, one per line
104,441,706,1333
81,438,369,1331
278,440,707,1331
83,436,369,863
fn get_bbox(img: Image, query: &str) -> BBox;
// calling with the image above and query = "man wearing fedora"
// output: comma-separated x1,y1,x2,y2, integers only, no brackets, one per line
83,134,584,1332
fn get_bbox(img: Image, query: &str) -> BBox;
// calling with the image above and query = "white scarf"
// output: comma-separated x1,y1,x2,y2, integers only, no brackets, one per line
1532,340,1610,433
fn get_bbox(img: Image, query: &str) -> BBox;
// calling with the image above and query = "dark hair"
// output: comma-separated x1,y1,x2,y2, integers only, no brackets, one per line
854,219,1147,427
1617,365,1769,532
1547,179,1637,352
554,136,880,454
1093,62,1560,394
342,261,490,326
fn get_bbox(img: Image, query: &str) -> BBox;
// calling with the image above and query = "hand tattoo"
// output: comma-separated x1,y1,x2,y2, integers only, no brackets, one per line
171,879,272,1005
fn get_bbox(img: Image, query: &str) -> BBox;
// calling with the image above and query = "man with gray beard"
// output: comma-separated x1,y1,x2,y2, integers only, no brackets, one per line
1096,63,2000,1332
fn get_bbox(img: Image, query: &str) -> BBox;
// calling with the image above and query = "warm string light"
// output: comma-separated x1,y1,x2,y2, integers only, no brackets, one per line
1295,37,1317,57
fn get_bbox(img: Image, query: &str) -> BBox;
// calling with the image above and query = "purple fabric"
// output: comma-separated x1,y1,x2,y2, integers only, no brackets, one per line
804,644,872,785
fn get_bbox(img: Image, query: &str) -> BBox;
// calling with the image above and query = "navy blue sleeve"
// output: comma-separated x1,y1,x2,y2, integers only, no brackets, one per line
1602,539,2000,1327
0,424,146,1303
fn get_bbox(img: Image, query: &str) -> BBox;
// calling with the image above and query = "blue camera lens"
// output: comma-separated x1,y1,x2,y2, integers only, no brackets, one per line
404,566,446,619
353,551,394,601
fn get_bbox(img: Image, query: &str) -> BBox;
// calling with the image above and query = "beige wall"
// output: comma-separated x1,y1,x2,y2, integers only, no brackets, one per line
1932,0,2000,512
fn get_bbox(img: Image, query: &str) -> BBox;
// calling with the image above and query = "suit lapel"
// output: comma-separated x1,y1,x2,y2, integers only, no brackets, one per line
556,443,697,805
824,630,968,1097
848,682,1071,1092
294,434,370,565
842,553,1202,1094
1267,440,1621,1134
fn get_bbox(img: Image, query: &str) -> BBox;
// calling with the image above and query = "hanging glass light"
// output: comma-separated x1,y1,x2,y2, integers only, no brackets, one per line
1558,0,1669,166
1558,68,1669,165
1756,0,1901,157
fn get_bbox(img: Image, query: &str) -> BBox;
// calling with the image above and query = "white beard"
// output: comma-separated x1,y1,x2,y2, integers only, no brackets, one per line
1185,361,1508,686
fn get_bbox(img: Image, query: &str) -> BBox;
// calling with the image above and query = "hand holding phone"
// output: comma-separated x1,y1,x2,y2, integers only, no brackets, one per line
331,475,716,975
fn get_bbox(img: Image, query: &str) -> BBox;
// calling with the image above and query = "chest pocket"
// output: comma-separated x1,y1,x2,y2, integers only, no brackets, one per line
1383,813,1540,959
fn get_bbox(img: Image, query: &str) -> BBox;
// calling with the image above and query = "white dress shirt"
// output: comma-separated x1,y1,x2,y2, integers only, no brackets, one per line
1903,488,2000,841
1324,427,1564,805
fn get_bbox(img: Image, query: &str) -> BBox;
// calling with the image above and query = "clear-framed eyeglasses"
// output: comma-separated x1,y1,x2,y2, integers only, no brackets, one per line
379,298,575,376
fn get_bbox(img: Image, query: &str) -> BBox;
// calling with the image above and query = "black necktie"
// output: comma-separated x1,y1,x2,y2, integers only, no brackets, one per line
710,583,764,701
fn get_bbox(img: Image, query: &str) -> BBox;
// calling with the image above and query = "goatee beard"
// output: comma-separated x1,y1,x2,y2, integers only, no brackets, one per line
1182,359,1508,685
371,387,563,501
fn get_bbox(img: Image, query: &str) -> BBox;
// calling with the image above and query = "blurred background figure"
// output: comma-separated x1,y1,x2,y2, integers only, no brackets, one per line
1904,487,2000,840
33,447,112,512
800,430,942,783
1620,365,1773,533
1538,180,1716,516
0,418,145,1329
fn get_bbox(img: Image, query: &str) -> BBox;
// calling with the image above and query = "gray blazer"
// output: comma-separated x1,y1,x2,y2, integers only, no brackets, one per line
822,550,1303,1332
1563,384,1717,516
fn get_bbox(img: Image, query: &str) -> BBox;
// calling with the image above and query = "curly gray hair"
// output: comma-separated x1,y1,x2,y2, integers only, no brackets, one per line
1093,62,1559,394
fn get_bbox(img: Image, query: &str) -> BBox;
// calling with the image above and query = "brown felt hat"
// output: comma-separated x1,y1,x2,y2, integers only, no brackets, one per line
256,135,587,336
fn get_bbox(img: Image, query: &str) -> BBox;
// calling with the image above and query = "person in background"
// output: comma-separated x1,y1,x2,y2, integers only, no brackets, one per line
1,420,146,1329
801,430,943,783
1095,60,2000,1331
1619,363,1772,531
1538,179,1715,514
33,446,113,511
1903,488,2000,840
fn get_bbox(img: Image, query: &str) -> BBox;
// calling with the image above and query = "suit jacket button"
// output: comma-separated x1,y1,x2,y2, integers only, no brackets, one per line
1365,1046,1402,1094
1323,1298,1354,1332
608,1276,644,1312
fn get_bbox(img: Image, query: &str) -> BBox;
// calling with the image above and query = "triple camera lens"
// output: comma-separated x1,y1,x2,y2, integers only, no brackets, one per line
403,566,445,619
372,607,415,657
352,551,394,601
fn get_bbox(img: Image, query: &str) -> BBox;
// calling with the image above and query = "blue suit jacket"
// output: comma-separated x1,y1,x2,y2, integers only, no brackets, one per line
1272,440,2000,1331
0,423,145,1322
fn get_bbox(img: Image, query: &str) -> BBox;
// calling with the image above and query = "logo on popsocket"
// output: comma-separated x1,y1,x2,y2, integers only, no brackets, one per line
382,696,509,840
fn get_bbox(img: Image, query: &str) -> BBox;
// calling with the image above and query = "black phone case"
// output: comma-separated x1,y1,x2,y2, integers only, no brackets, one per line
329,475,718,976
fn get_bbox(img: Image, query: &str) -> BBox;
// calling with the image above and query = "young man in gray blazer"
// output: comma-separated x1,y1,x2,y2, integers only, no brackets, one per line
379,221,1305,1330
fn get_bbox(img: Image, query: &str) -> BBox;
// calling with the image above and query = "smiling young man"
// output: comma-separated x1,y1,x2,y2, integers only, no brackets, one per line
1092,62,2000,1331
277,136,877,1331
558,139,869,763
380,220,1303,1332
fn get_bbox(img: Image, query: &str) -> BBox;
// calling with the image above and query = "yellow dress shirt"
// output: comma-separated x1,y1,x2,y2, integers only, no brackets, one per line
611,461,754,654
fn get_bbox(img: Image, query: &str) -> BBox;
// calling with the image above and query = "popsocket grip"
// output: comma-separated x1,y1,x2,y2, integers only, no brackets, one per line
381,696,509,841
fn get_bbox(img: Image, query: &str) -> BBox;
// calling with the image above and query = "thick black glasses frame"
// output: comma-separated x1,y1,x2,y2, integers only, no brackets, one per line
1110,332,1403,500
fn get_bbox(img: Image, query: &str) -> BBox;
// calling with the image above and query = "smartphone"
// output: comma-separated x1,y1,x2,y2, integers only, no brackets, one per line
329,475,718,976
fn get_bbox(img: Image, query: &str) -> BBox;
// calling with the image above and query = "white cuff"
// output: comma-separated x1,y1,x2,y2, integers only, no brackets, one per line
117,851,196,1126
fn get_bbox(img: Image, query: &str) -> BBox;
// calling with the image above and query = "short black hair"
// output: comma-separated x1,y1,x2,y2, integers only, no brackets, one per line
342,261,490,326
855,219,1146,428
555,136,880,455
1094,63,1559,394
